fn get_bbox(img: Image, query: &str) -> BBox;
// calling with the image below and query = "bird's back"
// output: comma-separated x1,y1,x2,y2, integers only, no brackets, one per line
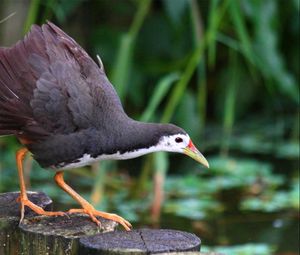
0,22,124,139
0,22,126,167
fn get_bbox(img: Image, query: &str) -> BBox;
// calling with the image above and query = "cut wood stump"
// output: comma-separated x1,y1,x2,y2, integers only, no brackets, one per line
19,214,117,254
0,191,52,255
0,192,117,255
79,229,201,254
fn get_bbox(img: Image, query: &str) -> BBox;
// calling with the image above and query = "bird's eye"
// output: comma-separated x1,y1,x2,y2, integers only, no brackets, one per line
175,137,183,143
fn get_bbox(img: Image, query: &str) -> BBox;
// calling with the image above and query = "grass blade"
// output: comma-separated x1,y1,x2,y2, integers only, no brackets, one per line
190,0,207,134
228,0,256,78
221,50,238,155
23,0,40,34
140,72,180,122
207,0,219,68
161,40,205,123
111,0,151,102
161,0,229,123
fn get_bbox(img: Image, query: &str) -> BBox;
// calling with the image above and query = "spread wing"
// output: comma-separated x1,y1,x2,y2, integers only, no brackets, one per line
0,21,123,142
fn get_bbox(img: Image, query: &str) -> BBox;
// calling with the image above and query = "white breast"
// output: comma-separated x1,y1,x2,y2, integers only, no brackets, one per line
57,145,161,170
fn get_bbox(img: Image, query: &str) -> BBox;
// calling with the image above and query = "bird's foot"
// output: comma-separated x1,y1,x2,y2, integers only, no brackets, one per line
67,205,132,231
17,196,65,222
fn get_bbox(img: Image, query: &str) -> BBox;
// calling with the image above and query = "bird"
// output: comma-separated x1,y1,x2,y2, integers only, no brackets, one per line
0,21,209,231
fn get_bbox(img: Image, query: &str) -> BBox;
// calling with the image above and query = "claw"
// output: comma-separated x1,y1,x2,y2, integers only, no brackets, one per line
18,196,65,221
67,207,132,231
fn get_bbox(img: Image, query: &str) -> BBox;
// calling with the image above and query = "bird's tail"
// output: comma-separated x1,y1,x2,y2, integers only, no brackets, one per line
0,47,28,136
0,24,52,141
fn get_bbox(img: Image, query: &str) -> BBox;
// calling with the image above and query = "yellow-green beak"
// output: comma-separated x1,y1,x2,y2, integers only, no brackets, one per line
183,140,209,168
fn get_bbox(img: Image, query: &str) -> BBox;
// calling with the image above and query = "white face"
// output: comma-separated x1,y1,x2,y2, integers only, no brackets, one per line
156,133,191,153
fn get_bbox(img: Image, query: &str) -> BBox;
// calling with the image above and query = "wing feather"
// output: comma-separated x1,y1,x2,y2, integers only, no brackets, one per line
0,21,124,141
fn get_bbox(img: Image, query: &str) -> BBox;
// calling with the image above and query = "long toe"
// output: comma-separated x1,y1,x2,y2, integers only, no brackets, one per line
67,208,101,226
94,211,132,231
21,199,65,217
67,207,132,231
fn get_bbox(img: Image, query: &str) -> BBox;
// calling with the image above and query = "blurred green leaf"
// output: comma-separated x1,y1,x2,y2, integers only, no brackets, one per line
250,0,298,103
276,141,300,159
140,72,180,122
111,0,151,101
164,197,222,220
163,0,188,26
161,39,205,123
202,243,274,255
174,91,201,138
221,50,238,154
190,0,207,133
228,0,255,66
154,152,169,174
53,0,83,22
208,157,285,189
111,34,134,100
207,0,220,68
241,179,299,212
23,0,40,33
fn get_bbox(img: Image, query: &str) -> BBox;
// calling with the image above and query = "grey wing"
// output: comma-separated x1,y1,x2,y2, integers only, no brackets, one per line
0,21,124,141
30,60,95,133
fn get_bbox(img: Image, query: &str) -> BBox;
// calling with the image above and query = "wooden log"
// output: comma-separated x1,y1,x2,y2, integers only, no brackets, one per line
79,229,201,254
0,191,52,255
19,214,117,255
0,192,117,255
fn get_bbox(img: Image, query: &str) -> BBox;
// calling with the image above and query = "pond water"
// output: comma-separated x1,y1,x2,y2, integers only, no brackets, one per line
157,211,299,254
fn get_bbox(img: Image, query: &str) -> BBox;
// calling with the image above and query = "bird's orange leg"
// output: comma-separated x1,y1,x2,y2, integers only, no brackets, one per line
16,148,65,222
54,171,132,231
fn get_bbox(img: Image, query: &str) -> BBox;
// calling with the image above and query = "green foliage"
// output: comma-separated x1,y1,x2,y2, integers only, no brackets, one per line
202,243,274,255
208,157,284,187
49,0,83,23
243,0,299,103
111,0,151,101
241,179,300,212
164,197,222,220
140,72,180,122
23,0,40,33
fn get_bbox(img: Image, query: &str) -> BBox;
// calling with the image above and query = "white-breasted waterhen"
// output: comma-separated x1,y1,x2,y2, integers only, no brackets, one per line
0,22,209,230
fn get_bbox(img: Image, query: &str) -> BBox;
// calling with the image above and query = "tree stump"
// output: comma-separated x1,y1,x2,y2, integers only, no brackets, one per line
79,229,201,254
0,191,52,255
19,214,117,255
0,192,117,255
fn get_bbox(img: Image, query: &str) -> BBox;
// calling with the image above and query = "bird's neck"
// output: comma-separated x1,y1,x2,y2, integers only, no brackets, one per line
42,120,180,170
59,121,165,169
106,119,164,155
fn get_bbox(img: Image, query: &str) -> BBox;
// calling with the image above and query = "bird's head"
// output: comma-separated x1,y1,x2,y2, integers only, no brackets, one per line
153,124,209,168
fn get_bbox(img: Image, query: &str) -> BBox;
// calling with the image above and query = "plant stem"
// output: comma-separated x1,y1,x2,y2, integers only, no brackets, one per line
24,0,40,34
111,0,151,101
